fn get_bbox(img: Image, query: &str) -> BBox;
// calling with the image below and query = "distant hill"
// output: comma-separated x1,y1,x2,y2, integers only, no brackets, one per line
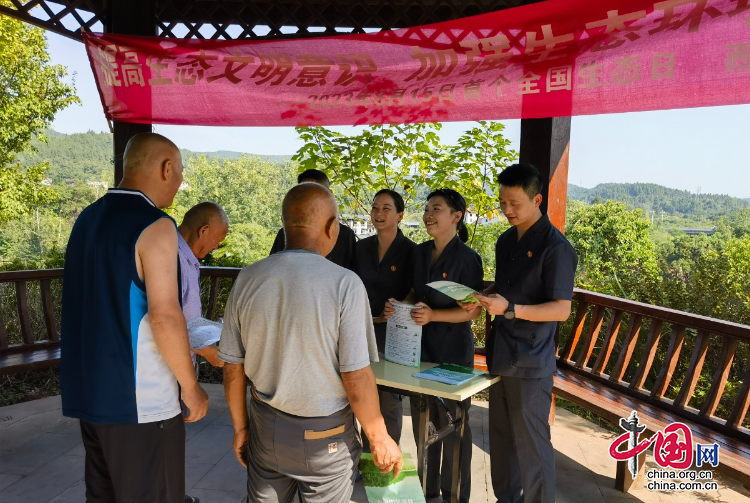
16,130,290,182
17,130,114,183
195,150,290,164
18,132,747,221
568,183,749,220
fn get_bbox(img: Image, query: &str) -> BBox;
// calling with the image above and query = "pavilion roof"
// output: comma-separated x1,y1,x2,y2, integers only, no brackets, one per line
1,0,540,41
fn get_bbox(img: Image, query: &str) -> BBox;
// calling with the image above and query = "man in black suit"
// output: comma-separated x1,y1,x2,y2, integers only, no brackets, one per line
269,169,357,269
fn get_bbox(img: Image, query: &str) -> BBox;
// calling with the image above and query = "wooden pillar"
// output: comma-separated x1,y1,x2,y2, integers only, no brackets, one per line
519,117,571,425
106,0,155,185
519,117,571,233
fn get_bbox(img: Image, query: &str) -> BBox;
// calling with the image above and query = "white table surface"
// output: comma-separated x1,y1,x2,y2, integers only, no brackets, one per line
371,355,500,401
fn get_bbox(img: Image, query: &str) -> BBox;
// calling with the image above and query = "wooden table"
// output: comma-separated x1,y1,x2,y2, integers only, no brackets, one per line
371,356,501,503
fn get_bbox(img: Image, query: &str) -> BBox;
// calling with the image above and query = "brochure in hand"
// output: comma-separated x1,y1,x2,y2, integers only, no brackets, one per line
426,280,479,303
186,317,222,350
413,363,487,386
385,301,422,367
359,453,425,503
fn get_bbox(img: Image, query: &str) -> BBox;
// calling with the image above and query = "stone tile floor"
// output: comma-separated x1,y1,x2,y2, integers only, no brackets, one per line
0,384,747,502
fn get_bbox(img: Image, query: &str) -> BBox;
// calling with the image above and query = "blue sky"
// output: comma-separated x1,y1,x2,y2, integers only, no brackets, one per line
46,32,750,199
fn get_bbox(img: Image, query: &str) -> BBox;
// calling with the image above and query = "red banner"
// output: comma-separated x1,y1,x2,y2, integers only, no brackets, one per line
84,0,750,126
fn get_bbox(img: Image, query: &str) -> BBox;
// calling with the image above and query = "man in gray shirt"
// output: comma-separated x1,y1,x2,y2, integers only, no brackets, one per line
219,183,402,503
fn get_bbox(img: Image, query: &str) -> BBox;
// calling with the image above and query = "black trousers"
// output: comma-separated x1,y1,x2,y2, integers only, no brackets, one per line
412,397,472,503
489,375,555,503
80,414,185,503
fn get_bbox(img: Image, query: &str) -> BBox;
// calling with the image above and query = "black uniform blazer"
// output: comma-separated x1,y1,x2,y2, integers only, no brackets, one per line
353,230,416,351
487,214,578,378
269,224,357,270
412,236,484,367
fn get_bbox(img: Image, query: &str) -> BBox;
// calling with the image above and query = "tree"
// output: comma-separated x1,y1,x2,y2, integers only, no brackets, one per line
565,200,661,302
660,232,750,325
0,5,79,224
292,122,517,246
715,207,750,239
293,123,445,214
171,154,297,265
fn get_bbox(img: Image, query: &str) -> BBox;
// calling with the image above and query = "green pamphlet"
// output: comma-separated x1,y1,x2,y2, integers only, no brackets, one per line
426,280,478,303
359,453,425,503
413,363,487,386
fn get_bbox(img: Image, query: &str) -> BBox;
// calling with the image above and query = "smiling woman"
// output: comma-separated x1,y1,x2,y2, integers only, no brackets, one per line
353,189,416,453
394,187,484,503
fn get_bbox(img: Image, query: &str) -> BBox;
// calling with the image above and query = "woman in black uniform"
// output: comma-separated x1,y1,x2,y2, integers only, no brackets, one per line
353,189,416,452
385,188,484,503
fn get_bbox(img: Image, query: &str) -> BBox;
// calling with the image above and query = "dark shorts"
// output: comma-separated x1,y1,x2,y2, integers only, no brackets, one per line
80,414,185,503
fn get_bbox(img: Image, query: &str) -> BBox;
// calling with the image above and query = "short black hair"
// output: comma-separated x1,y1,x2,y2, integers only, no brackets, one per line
497,163,543,199
297,169,329,185
373,189,405,213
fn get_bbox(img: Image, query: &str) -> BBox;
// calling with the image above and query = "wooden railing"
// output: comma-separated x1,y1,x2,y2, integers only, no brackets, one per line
198,266,239,320
559,289,750,442
0,268,63,353
1,267,749,438
0,267,239,355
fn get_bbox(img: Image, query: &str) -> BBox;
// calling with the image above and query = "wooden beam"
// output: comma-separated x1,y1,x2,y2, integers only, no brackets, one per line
519,117,571,232
113,123,152,185
107,0,156,185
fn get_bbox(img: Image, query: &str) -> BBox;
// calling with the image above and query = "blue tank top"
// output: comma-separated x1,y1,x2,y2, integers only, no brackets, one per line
60,189,181,424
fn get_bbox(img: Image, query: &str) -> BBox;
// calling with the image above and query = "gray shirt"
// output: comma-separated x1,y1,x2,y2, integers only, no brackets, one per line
218,250,378,417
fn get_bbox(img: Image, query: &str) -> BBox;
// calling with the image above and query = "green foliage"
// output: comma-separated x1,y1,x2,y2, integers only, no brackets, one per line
0,8,79,224
715,207,750,239
565,200,661,302
1,130,296,268
469,221,510,279
661,236,750,325
435,122,516,229
0,176,99,268
293,124,442,213
0,368,60,408
16,130,114,184
0,163,58,225
0,210,69,268
171,154,297,265
293,122,517,237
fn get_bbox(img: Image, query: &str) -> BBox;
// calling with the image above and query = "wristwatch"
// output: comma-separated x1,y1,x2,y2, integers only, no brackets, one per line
504,302,516,320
